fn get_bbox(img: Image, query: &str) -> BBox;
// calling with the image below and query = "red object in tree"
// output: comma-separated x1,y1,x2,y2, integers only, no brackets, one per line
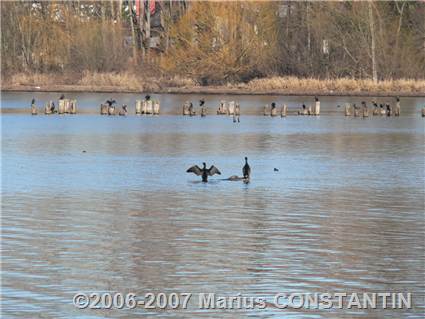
135,0,140,17
149,1,155,15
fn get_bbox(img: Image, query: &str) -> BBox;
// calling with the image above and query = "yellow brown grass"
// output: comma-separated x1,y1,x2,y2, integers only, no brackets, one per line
243,77,425,93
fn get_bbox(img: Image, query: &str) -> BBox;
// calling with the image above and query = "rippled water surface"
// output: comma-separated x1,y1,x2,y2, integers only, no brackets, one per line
1,93,424,318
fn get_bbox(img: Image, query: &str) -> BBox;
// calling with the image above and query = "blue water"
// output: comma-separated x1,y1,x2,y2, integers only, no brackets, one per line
1,93,424,318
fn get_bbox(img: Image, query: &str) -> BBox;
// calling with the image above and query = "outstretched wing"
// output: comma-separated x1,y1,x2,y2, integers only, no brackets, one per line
208,165,221,176
187,165,202,176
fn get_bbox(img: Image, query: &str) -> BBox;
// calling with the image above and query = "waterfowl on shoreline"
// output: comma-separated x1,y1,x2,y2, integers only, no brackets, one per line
187,162,221,182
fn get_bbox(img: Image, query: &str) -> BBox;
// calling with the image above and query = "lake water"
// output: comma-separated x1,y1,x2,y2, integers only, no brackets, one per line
1,92,424,318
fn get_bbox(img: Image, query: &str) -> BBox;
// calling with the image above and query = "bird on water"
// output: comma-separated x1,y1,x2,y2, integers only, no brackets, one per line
243,157,251,179
187,162,221,182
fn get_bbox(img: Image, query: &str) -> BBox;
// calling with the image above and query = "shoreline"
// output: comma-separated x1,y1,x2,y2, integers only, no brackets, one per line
2,85,425,97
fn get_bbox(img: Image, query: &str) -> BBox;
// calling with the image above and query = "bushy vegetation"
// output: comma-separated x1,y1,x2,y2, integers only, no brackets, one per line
1,1,424,88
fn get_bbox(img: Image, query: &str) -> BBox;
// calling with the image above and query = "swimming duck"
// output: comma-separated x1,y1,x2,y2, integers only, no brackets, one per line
187,162,221,182
242,157,251,179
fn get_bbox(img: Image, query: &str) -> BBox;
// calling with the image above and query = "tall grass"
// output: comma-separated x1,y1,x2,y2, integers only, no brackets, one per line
3,72,424,94
242,77,425,93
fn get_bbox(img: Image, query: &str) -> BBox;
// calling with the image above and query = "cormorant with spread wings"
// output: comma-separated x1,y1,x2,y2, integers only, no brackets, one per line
187,162,221,182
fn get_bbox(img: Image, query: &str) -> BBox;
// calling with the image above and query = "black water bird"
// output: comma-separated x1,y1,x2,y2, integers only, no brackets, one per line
274,168,279,172
199,99,205,106
59,94,65,100
145,95,151,100
106,99,116,106
242,157,251,179
187,162,221,182
31,98,36,105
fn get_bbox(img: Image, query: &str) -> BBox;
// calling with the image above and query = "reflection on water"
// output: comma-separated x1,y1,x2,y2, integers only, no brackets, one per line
1,96,425,318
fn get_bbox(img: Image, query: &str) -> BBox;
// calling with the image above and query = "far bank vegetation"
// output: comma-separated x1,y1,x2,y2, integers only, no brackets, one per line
1,1,424,93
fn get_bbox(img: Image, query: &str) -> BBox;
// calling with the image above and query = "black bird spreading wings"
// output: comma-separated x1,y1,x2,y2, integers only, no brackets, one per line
187,162,221,182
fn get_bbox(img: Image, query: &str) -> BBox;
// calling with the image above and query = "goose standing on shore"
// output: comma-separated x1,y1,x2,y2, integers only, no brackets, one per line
187,162,221,182
243,157,251,180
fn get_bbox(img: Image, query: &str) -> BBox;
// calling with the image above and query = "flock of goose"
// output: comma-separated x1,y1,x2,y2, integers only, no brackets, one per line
30,95,425,117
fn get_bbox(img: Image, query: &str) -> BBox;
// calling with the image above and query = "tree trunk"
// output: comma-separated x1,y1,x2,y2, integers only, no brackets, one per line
368,2,377,82
129,1,138,64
